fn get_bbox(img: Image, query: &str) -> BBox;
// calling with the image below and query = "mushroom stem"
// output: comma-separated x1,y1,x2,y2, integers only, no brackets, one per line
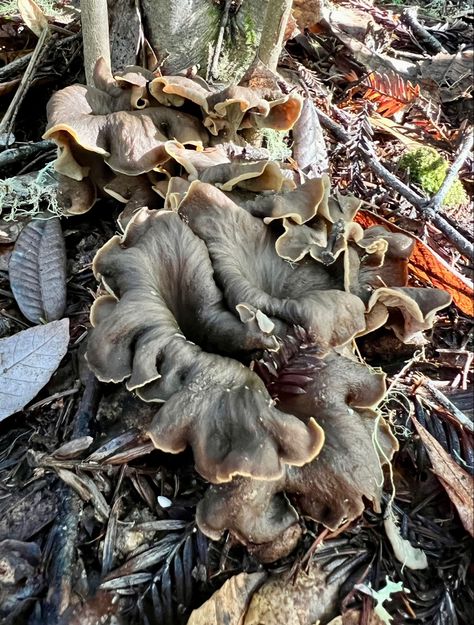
257,0,292,72
80,0,111,86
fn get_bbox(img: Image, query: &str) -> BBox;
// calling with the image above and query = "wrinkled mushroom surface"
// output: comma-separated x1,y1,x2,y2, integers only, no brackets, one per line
46,61,452,562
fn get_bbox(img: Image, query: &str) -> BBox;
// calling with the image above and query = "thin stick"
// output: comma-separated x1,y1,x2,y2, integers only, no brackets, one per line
0,27,50,140
315,107,474,259
401,7,447,55
427,131,473,215
0,140,55,170
0,52,33,82
422,378,473,433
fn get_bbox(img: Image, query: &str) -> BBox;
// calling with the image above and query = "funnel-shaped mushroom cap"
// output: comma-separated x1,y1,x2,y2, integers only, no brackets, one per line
178,181,367,353
87,208,324,483
149,75,211,110
366,286,452,341
43,84,208,178
197,345,397,557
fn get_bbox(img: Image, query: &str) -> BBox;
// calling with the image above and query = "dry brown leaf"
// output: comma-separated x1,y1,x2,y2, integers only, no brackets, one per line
328,610,386,625
413,418,474,536
292,0,325,30
18,0,48,37
9,216,67,324
369,116,425,150
0,78,21,98
244,563,342,625
187,572,266,625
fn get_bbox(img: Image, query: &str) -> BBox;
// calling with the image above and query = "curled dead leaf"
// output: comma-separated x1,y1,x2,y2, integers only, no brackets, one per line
187,572,266,625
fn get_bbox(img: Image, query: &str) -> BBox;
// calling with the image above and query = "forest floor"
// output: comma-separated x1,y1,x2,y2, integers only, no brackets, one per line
0,1,473,624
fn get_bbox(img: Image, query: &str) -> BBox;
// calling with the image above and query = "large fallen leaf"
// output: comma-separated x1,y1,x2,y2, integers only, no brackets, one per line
244,563,342,625
9,217,67,324
413,417,474,536
187,572,266,625
0,318,69,421
18,0,48,37
355,211,473,316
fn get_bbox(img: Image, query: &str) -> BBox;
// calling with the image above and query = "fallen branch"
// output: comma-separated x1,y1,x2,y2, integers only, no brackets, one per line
43,371,101,622
401,7,447,55
0,140,55,170
315,107,474,259
421,378,473,434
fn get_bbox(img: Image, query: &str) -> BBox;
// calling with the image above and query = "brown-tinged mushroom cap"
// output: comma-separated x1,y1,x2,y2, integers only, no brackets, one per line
200,160,290,193
178,181,367,353
86,208,324,483
149,75,211,111
55,173,96,215
240,175,330,224
344,225,415,298
43,85,208,177
365,286,452,342
197,347,397,559
103,173,162,227
163,141,230,179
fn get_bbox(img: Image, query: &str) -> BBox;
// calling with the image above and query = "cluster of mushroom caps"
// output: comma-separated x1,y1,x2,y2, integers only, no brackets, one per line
44,60,451,562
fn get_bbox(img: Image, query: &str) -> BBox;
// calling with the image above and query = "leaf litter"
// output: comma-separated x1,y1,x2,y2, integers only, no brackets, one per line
0,1,473,624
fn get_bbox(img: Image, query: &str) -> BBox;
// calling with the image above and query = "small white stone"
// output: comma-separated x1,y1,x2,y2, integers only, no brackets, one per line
157,495,172,508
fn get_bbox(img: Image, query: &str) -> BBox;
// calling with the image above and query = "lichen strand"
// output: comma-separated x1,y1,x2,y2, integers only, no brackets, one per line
399,147,467,207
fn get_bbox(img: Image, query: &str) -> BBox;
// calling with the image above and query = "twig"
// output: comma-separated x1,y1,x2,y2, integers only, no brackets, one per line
43,371,101,623
258,0,293,72
0,52,33,82
209,0,232,80
315,107,474,259
421,378,473,433
0,141,55,170
0,27,51,141
401,7,447,55
426,131,473,215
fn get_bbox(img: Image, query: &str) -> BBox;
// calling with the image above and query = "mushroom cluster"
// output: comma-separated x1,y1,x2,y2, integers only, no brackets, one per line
45,60,452,561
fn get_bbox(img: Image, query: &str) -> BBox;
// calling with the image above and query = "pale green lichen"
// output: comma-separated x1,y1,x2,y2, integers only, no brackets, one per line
399,147,468,207
0,164,64,221
261,128,291,161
